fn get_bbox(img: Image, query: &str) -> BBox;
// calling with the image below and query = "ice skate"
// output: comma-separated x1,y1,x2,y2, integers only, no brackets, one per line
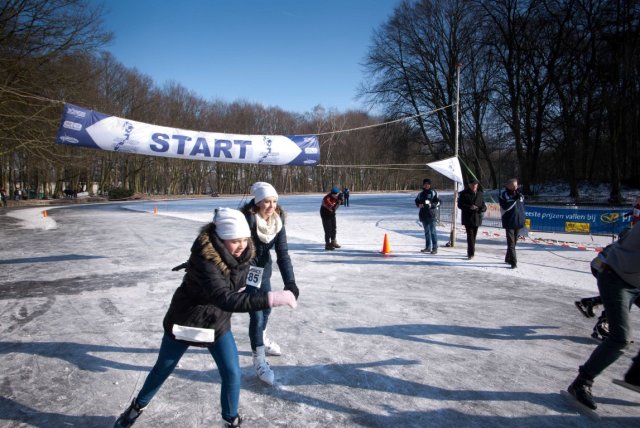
430,249,438,255
590,314,609,341
574,300,596,318
263,333,281,356
324,243,335,251
562,375,599,420
222,415,243,427
331,240,341,248
252,346,275,386
420,248,430,253
613,379,640,393
114,399,145,428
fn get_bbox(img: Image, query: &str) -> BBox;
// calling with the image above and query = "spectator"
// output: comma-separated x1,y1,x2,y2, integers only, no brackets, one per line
320,186,342,250
415,178,440,254
342,187,350,207
498,178,525,269
457,179,487,259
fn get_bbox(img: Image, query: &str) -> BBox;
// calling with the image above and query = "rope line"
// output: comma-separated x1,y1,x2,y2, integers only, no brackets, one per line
0,84,456,139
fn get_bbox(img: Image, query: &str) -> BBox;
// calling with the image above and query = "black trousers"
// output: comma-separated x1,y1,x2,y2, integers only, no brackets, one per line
321,215,336,244
465,225,478,257
505,228,520,265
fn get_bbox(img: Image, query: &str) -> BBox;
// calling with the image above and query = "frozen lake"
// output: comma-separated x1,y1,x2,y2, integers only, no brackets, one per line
0,192,638,427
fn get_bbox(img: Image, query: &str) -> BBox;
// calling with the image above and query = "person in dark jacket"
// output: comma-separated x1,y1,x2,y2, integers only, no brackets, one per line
241,182,299,385
457,179,487,259
114,208,297,428
342,187,350,207
499,178,525,268
415,178,441,254
567,225,640,411
320,186,342,250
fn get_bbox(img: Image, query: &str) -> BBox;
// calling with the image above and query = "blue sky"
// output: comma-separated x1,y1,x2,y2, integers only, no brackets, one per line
94,0,400,114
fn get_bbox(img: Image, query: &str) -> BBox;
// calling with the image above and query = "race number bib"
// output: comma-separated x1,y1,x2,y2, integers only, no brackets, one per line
246,266,264,288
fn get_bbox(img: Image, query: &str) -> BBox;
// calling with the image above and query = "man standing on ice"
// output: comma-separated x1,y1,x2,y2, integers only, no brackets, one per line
415,178,440,254
567,224,640,411
499,178,525,268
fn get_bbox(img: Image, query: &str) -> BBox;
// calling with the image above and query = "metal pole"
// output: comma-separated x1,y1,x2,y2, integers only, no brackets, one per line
450,64,461,247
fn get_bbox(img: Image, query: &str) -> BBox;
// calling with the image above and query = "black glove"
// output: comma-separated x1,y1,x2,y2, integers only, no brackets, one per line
284,282,299,300
171,262,188,271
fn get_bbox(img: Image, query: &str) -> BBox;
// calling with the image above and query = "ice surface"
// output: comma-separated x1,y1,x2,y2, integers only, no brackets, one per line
1,193,638,427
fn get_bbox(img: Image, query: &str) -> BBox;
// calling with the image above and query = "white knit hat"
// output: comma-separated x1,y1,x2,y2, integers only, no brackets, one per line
250,181,278,203
213,208,251,240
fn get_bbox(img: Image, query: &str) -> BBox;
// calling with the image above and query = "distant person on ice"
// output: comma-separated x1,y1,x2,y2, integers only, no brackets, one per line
457,178,487,260
114,208,297,428
498,178,525,269
320,186,343,250
241,182,299,386
567,224,640,411
415,178,440,254
342,187,350,207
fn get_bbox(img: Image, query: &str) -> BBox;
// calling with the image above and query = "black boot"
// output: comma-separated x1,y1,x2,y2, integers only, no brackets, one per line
624,361,640,387
114,399,145,427
223,415,243,427
568,375,597,410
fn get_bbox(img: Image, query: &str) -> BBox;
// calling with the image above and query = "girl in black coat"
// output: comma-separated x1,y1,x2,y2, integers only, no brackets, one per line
114,208,296,428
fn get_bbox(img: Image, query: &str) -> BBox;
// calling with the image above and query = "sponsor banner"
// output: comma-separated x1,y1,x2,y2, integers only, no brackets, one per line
525,206,630,235
55,103,320,166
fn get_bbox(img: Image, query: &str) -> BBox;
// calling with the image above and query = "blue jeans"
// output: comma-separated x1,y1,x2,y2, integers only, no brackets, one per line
579,269,640,380
245,263,272,350
136,331,241,422
422,220,438,250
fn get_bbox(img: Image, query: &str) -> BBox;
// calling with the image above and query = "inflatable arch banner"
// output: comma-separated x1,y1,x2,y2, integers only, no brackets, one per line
55,103,320,166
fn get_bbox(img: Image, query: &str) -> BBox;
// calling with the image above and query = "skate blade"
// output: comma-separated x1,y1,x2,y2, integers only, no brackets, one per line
574,301,593,318
613,379,640,393
560,390,600,420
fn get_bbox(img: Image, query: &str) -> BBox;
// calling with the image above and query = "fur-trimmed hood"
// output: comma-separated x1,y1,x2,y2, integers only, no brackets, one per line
194,222,255,276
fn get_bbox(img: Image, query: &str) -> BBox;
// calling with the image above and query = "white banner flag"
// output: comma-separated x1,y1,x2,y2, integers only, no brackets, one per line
426,157,464,186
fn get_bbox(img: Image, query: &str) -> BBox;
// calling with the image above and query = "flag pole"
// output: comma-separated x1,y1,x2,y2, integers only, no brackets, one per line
449,64,461,247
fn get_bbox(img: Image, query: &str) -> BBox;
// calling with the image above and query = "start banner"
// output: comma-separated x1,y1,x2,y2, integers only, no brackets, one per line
55,103,320,166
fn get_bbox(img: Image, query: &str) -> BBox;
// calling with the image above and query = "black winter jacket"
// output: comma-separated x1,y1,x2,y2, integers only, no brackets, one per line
415,189,440,222
458,188,487,228
162,223,270,346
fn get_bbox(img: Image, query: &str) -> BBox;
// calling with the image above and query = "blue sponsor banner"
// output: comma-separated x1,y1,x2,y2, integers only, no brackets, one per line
525,206,630,235
55,103,320,166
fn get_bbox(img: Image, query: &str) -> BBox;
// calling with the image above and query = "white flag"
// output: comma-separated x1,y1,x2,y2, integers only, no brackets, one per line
426,157,464,186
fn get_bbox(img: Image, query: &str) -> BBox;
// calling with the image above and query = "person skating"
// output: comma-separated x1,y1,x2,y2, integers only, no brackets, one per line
342,187,350,207
320,186,342,250
241,182,299,385
457,179,487,259
113,208,297,428
567,225,640,411
623,195,640,227
415,178,440,254
498,178,525,268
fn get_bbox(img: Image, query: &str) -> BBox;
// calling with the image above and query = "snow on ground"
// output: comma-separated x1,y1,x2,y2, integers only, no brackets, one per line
1,192,639,427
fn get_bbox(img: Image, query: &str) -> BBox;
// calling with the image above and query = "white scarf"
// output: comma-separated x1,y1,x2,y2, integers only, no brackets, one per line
255,213,282,243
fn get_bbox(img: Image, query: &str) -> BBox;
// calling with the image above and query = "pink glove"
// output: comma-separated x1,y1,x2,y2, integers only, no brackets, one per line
268,290,297,308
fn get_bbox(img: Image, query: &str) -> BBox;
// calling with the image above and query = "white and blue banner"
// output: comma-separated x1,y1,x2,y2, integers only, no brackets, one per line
55,103,320,166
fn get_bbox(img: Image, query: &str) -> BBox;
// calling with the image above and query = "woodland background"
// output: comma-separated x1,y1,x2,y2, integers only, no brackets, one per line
1,0,639,201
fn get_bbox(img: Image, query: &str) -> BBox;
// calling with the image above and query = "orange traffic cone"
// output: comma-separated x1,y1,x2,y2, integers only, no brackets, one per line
153,206,158,215
42,210,47,218
381,233,392,255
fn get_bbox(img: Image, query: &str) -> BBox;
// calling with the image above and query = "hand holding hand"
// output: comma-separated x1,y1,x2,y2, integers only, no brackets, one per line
268,291,297,308
284,282,299,300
